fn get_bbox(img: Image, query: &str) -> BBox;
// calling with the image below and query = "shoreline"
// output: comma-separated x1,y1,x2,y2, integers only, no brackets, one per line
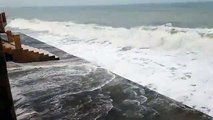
6,34,213,119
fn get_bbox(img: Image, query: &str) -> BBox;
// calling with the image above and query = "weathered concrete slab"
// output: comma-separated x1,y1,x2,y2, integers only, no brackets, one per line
7,34,213,120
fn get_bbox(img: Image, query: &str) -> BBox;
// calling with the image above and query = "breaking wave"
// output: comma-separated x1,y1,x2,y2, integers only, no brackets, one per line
8,18,213,117
8,18,213,53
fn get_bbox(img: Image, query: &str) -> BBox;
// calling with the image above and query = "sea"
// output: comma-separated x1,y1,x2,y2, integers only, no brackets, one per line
1,2,213,117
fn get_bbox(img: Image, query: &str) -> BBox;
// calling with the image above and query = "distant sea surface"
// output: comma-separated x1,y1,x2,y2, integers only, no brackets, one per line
2,2,213,117
1,2,213,28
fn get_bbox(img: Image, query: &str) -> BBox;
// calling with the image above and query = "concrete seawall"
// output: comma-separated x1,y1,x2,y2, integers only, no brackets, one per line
7,34,213,120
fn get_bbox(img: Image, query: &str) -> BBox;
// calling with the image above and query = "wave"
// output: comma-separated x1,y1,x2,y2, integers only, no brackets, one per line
7,18,213,117
8,18,213,54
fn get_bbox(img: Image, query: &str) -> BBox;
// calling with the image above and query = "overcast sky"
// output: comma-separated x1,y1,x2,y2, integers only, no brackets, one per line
1,0,213,7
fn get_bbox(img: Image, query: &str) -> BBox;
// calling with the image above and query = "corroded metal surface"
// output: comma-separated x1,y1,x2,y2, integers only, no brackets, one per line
0,12,7,33
0,36,17,120
0,12,59,63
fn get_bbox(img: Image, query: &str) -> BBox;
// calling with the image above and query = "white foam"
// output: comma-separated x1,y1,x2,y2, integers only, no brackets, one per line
8,18,213,116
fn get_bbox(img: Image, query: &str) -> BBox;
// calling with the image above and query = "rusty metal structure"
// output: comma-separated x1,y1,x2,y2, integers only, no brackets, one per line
0,12,60,120
0,30,17,120
0,12,59,63
0,12,6,33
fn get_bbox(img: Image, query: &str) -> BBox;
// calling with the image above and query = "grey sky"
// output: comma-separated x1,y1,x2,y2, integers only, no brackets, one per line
1,0,213,7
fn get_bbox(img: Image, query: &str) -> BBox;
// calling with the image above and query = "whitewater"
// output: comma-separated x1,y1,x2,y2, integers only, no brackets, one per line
8,18,213,117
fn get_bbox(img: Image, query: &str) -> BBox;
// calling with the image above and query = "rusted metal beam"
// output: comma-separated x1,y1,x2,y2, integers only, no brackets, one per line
2,13,7,25
6,31,14,42
0,36,17,120
0,12,7,33
13,35,22,49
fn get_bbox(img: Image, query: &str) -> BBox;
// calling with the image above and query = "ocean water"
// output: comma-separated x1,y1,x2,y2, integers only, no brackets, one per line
2,2,213,28
2,2,213,117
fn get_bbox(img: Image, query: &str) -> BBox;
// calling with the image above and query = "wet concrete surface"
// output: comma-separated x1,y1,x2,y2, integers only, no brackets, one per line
6,34,213,120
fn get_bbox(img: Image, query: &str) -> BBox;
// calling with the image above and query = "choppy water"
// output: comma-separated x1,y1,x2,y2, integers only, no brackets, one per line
2,2,213,117
7,59,212,120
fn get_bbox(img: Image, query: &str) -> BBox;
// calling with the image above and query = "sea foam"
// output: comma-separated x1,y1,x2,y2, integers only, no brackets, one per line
8,18,213,52
8,18,213,117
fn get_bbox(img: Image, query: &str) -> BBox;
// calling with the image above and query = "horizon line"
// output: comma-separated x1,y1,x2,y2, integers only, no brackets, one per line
0,1,213,8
